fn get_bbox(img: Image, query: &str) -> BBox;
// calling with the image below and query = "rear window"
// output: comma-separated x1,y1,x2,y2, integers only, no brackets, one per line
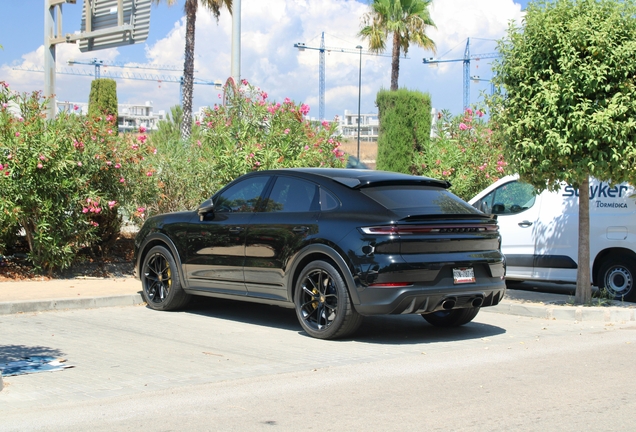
361,186,480,215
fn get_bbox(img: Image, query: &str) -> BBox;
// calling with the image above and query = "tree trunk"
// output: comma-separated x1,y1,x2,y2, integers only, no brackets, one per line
181,0,198,141
390,32,400,91
575,175,591,303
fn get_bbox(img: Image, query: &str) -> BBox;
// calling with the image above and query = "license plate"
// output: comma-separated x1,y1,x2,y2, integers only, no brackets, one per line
453,267,475,284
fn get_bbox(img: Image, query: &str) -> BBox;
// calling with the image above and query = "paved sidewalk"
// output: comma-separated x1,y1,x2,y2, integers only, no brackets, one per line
0,277,634,322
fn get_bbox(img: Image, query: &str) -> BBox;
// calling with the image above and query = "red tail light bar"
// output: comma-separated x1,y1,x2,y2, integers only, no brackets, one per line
360,224,498,235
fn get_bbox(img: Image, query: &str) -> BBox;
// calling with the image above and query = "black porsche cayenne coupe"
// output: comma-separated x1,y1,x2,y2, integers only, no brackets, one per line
134,168,506,339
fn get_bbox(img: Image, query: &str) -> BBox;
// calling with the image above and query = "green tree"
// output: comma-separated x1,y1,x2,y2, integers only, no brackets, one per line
375,88,432,173
489,0,636,303
360,0,436,91
88,78,118,121
154,0,232,140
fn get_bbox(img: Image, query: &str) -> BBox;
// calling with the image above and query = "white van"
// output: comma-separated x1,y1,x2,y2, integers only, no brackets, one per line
469,175,636,301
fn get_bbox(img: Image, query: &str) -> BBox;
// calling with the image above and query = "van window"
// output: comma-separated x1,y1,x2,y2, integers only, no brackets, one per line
477,181,536,215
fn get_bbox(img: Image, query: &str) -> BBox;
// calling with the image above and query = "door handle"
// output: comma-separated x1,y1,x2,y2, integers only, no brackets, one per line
518,221,533,228
229,226,244,234
293,226,309,234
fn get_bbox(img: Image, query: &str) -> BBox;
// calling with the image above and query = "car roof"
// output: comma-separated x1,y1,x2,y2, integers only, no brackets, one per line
254,168,451,190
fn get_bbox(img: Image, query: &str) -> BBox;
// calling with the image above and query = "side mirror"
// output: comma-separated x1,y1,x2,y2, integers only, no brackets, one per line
197,199,214,221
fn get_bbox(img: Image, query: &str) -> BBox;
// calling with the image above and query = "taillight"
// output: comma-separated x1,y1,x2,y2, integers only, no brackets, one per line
360,224,498,235
368,282,412,288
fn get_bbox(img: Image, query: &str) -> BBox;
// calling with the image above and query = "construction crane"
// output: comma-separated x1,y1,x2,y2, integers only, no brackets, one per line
294,32,391,121
423,38,499,110
13,66,222,104
66,58,183,79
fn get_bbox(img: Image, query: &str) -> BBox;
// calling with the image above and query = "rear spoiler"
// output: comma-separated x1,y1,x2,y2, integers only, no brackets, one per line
332,177,452,190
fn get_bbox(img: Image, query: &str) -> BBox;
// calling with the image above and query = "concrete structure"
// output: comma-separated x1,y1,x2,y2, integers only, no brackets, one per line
339,110,379,142
56,100,166,132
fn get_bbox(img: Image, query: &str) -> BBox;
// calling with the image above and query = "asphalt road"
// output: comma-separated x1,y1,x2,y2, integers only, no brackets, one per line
1,298,635,431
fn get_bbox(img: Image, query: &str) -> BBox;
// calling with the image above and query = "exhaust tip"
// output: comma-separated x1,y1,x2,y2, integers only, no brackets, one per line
472,297,484,307
442,299,456,310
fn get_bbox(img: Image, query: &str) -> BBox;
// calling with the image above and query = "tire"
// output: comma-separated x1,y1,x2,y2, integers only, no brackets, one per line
421,307,480,327
141,245,191,311
597,257,636,302
294,260,362,340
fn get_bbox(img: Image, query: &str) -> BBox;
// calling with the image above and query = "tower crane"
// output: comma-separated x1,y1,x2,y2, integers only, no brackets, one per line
423,38,499,110
66,58,183,79
13,66,222,105
294,32,391,121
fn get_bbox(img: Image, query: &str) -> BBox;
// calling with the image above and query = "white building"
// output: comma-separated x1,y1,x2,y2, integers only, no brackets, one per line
56,101,166,132
339,110,379,142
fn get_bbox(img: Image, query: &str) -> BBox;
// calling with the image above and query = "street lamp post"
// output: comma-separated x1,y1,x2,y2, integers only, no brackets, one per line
356,45,362,161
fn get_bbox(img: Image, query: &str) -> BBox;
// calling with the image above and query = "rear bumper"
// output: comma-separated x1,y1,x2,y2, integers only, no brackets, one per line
353,280,506,315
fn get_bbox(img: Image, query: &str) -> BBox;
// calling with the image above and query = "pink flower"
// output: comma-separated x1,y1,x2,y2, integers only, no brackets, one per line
108,201,117,209
153,148,157,155
284,97,291,105
261,92,268,100
195,121,201,126
90,221,99,227
218,93,222,99
255,161,261,166
82,208,89,214
77,162,82,167
0,164,3,170
300,104,310,116
137,135,147,144
304,145,309,150
137,207,146,213
119,177,125,183
39,155,46,160
284,129,290,134
139,125,147,133
476,110,484,117
74,105,79,111
146,171,153,177
459,123,469,131
14,132,20,137
106,161,112,166
466,108,473,116
7,154,12,160
321,120,329,128
37,163,43,169
2,103,7,109
242,79,249,85
114,163,121,169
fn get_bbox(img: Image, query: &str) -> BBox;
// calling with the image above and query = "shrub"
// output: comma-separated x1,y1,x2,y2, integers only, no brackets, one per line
88,78,118,122
0,82,155,273
146,79,346,214
375,89,432,173
413,108,509,201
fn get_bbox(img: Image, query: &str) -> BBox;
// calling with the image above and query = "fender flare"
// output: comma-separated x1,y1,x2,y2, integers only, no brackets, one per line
137,232,188,289
285,244,360,305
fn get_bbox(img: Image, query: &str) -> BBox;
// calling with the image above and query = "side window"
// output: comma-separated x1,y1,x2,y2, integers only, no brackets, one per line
214,176,270,213
478,181,536,215
265,177,319,213
320,187,339,211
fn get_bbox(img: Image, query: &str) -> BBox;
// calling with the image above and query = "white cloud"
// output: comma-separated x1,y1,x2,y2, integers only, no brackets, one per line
1,0,524,119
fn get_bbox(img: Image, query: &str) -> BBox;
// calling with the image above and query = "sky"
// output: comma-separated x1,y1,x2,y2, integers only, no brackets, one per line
0,0,529,120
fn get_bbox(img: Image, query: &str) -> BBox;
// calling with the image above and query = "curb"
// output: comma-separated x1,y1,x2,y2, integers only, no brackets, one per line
0,293,144,315
487,301,636,322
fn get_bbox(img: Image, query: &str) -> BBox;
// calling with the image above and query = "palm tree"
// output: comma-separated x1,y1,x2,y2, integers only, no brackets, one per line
360,0,436,91
154,0,232,140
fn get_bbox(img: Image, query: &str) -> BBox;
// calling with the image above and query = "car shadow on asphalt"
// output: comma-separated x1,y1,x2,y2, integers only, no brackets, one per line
0,345,65,363
178,297,506,345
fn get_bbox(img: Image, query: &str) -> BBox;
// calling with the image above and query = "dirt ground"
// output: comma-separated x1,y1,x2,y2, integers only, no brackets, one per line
340,139,377,169
0,233,135,282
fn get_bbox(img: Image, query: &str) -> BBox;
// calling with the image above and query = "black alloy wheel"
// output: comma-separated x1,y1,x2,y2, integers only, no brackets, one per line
421,307,480,327
598,257,636,302
294,260,361,339
141,245,190,311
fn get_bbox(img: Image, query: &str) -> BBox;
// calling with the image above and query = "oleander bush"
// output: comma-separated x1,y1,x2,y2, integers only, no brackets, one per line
0,82,155,274
414,107,510,201
146,79,346,215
